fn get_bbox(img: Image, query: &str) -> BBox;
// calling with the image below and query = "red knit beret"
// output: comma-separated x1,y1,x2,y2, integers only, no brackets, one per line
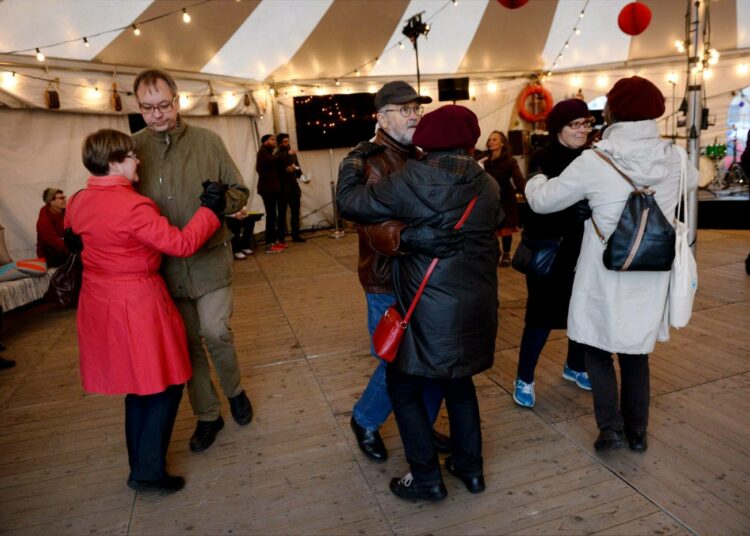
607,76,665,121
412,105,480,151
546,99,590,136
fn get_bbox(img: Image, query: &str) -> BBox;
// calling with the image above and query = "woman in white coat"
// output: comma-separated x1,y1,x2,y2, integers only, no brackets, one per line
524,77,698,452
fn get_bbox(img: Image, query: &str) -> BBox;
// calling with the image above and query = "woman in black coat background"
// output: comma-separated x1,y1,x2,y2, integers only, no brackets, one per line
513,99,593,409
478,131,526,266
337,105,502,502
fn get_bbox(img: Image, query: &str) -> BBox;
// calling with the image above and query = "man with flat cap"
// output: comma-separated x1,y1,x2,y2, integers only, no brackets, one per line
342,81,460,464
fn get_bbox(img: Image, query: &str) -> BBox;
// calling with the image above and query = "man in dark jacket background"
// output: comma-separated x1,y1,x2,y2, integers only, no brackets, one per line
256,134,291,253
275,133,306,243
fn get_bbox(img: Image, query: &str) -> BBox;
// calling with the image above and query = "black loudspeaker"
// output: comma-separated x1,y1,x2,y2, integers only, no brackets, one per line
508,130,530,156
438,77,470,102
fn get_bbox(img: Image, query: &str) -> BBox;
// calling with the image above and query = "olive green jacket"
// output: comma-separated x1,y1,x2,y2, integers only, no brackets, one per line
134,119,249,299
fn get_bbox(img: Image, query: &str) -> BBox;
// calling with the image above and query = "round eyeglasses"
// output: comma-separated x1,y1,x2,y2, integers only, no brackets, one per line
383,105,425,118
138,96,177,115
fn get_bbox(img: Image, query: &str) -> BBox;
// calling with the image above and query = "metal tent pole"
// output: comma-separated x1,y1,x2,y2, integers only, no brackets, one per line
685,0,702,251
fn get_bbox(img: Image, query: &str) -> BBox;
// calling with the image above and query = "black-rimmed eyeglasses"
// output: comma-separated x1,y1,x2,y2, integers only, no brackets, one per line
138,96,177,115
383,105,425,118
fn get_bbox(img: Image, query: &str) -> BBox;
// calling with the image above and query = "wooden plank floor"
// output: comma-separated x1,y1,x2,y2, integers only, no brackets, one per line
0,229,748,535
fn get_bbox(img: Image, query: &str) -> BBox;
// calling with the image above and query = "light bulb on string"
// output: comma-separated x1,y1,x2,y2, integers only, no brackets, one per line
35,48,44,62
182,9,191,23
399,42,404,50
579,11,584,18
452,0,458,5
675,40,685,53
375,57,381,65
335,79,341,86
738,63,749,76
564,42,569,49
667,71,679,84
355,70,360,77
574,28,580,36
707,48,719,66
83,37,90,48
133,25,141,36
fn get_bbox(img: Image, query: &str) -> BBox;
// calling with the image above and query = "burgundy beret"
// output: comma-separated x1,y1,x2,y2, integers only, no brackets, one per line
607,76,665,121
412,105,480,151
546,99,590,136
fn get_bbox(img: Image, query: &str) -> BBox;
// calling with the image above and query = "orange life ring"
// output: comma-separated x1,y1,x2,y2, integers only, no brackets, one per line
517,84,554,123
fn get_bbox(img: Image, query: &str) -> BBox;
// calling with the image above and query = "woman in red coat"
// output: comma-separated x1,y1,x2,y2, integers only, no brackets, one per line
65,129,226,493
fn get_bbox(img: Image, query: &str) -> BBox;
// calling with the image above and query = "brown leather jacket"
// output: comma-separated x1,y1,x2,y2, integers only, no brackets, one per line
357,129,420,294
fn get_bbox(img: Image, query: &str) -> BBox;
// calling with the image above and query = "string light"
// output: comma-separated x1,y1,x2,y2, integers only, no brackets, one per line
453,0,458,5
83,37,90,48
35,48,44,62
354,69,360,77
738,63,749,76
667,71,679,84
375,57,381,65
182,9,191,23
545,0,589,74
335,79,340,86
707,48,719,66
132,24,141,36
675,40,685,53
399,42,404,50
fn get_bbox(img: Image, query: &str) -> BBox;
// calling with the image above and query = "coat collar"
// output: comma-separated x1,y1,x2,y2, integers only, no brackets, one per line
142,116,188,145
87,175,135,189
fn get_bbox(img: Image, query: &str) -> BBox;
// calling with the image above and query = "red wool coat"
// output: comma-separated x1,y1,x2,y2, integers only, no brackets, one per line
65,175,220,395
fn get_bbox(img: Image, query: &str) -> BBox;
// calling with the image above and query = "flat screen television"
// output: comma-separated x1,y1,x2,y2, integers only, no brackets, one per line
438,77,470,102
294,93,377,151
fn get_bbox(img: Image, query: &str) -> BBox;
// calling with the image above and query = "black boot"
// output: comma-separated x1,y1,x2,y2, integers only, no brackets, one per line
189,416,224,452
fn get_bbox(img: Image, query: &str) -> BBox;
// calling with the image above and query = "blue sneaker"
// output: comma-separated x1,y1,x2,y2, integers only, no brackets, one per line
513,379,535,408
562,363,592,391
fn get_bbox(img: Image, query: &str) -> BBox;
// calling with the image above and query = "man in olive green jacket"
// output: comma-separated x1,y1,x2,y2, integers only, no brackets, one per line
133,69,253,453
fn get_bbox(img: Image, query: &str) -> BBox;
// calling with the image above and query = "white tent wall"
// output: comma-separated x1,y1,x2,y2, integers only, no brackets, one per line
0,110,260,261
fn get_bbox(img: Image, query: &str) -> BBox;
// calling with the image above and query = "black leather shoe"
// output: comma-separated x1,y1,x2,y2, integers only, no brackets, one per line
433,429,451,454
444,456,485,494
350,417,387,462
389,474,447,502
0,356,16,369
190,416,224,452
229,391,253,425
625,429,648,452
594,429,626,451
127,474,185,493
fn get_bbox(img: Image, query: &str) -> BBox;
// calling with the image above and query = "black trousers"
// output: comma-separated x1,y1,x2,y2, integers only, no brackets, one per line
125,384,183,481
260,194,286,244
386,366,482,485
517,327,586,383
226,217,257,253
287,193,301,239
582,344,649,433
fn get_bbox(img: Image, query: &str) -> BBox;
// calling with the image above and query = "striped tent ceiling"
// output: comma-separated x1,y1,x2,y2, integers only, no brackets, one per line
1,0,748,84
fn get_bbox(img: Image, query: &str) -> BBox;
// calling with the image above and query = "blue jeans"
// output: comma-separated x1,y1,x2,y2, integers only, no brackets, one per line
352,292,444,431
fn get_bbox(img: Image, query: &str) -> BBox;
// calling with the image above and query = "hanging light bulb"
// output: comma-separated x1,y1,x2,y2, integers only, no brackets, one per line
667,71,679,84
452,0,458,5
707,48,719,66
335,79,341,86
83,37,90,48
574,27,581,36
738,63,749,76
375,57,381,65
675,40,685,53
35,48,45,62
703,68,713,80
564,42,569,49
132,24,141,36
579,11,585,18
355,70,360,77
182,9,191,23
399,42,405,50
487,81,497,93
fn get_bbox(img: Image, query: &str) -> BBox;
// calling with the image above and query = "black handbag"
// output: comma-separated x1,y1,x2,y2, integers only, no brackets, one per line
511,233,561,277
591,150,675,272
46,250,82,307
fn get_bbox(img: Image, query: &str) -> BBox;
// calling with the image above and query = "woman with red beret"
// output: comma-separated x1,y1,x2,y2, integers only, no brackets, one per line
513,99,594,409
338,105,502,502
525,77,699,452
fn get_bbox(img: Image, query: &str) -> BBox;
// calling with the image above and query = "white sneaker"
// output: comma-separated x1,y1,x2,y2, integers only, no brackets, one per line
241,249,254,255
233,252,247,260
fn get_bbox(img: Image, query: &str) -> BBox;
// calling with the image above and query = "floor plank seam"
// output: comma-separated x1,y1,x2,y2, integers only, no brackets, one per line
126,490,137,535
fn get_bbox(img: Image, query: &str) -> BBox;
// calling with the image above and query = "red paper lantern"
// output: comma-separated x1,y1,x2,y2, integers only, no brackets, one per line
497,0,529,9
618,2,652,36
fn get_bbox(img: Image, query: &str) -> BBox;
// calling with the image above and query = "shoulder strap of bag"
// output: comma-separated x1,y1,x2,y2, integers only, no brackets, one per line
401,196,478,325
675,146,688,225
590,149,651,244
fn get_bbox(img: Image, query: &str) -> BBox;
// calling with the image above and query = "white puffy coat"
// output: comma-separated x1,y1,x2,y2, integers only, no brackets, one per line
525,121,698,354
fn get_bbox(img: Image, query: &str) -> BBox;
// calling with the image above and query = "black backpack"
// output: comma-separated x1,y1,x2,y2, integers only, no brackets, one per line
590,150,675,272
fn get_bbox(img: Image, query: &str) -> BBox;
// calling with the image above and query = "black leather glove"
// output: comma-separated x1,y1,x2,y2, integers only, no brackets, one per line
63,227,83,254
572,200,592,223
400,225,465,258
200,180,228,217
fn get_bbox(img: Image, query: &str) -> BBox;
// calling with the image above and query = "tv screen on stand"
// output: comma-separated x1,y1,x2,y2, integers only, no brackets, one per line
293,93,377,151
